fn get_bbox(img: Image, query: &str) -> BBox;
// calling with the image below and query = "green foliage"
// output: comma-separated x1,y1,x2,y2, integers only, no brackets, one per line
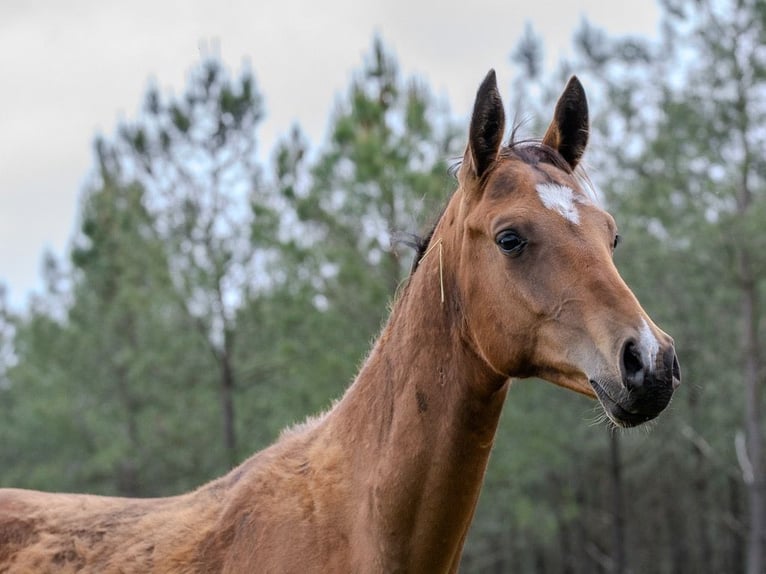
1,39,460,496
3,179,220,495
113,55,272,467
233,38,462,449
0,285,13,388
286,37,460,362
2,9,764,572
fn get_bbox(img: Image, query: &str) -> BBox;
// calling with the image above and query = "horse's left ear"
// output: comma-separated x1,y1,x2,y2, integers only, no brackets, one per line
542,76,589,169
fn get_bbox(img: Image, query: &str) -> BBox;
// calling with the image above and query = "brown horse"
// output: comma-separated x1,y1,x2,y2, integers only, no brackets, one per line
0,71,680,573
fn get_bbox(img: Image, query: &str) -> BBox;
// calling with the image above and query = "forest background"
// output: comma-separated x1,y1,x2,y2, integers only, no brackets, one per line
1,1,765,572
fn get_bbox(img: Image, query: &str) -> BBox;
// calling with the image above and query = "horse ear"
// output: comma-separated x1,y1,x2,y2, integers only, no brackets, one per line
466,69,505,180
542,76,589,169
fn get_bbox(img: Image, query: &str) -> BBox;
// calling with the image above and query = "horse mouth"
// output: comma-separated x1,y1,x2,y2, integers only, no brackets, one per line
589,380,656,428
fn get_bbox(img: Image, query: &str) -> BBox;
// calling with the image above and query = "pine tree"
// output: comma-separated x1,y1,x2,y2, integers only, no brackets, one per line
113,54,270,467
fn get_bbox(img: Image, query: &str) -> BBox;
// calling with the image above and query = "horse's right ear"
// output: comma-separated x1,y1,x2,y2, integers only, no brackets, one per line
542,76,589,169
465,69,505,181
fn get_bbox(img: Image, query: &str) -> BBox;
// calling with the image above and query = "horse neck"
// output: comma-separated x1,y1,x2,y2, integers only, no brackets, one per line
327,213,510,571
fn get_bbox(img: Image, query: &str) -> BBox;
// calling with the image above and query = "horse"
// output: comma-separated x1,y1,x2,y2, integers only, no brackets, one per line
0,70,680,573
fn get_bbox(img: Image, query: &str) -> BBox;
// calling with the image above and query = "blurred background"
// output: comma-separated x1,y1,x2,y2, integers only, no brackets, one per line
1,0,764,572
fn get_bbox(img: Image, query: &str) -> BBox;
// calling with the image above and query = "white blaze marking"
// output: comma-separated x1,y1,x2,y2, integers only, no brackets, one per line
639,318,660,368
535,183,585,224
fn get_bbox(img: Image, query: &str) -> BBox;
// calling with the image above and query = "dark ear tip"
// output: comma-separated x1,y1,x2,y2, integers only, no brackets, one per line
543,74,589,169
563,76,587,101
468,68,505,179
478,69,498,94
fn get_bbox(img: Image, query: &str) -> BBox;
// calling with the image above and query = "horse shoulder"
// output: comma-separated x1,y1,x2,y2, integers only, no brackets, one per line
209,427,358,572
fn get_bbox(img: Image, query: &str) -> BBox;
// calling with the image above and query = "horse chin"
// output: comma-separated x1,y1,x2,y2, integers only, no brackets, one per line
589,379,659,428
539,372,597,399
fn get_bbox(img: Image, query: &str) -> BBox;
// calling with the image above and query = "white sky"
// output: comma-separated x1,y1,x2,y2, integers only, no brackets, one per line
0,0,660,309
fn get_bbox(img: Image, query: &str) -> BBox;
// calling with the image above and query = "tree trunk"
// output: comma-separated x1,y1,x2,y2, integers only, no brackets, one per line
733,44,765,574
383,179,403,297
689,386,713,571
729,475,745,574
559,520,575,574
552,471,577,574
573,479,588,574
115,329,141,497
220,351,237,468
740,265,763,574
609,431,626,574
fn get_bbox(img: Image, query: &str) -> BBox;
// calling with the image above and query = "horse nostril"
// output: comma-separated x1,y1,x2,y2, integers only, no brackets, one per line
621,340,645,391
672,353,681,390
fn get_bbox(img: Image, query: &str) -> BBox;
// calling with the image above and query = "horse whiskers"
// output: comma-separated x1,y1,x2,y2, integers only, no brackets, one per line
586,405,611,428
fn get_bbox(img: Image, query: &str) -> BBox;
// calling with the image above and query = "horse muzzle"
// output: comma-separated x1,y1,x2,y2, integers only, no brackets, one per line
591,341,681,428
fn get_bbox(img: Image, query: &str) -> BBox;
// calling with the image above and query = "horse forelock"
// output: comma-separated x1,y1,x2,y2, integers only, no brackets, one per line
408,133,598,276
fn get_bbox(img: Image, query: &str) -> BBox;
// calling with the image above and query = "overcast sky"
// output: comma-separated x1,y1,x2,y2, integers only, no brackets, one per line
0,0,660,309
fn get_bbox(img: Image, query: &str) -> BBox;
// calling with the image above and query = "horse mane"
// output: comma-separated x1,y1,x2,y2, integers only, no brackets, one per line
278,401,338,440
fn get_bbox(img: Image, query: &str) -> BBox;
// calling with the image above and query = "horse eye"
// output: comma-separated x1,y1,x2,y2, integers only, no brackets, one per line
496,230,527,255
613,234,622,250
